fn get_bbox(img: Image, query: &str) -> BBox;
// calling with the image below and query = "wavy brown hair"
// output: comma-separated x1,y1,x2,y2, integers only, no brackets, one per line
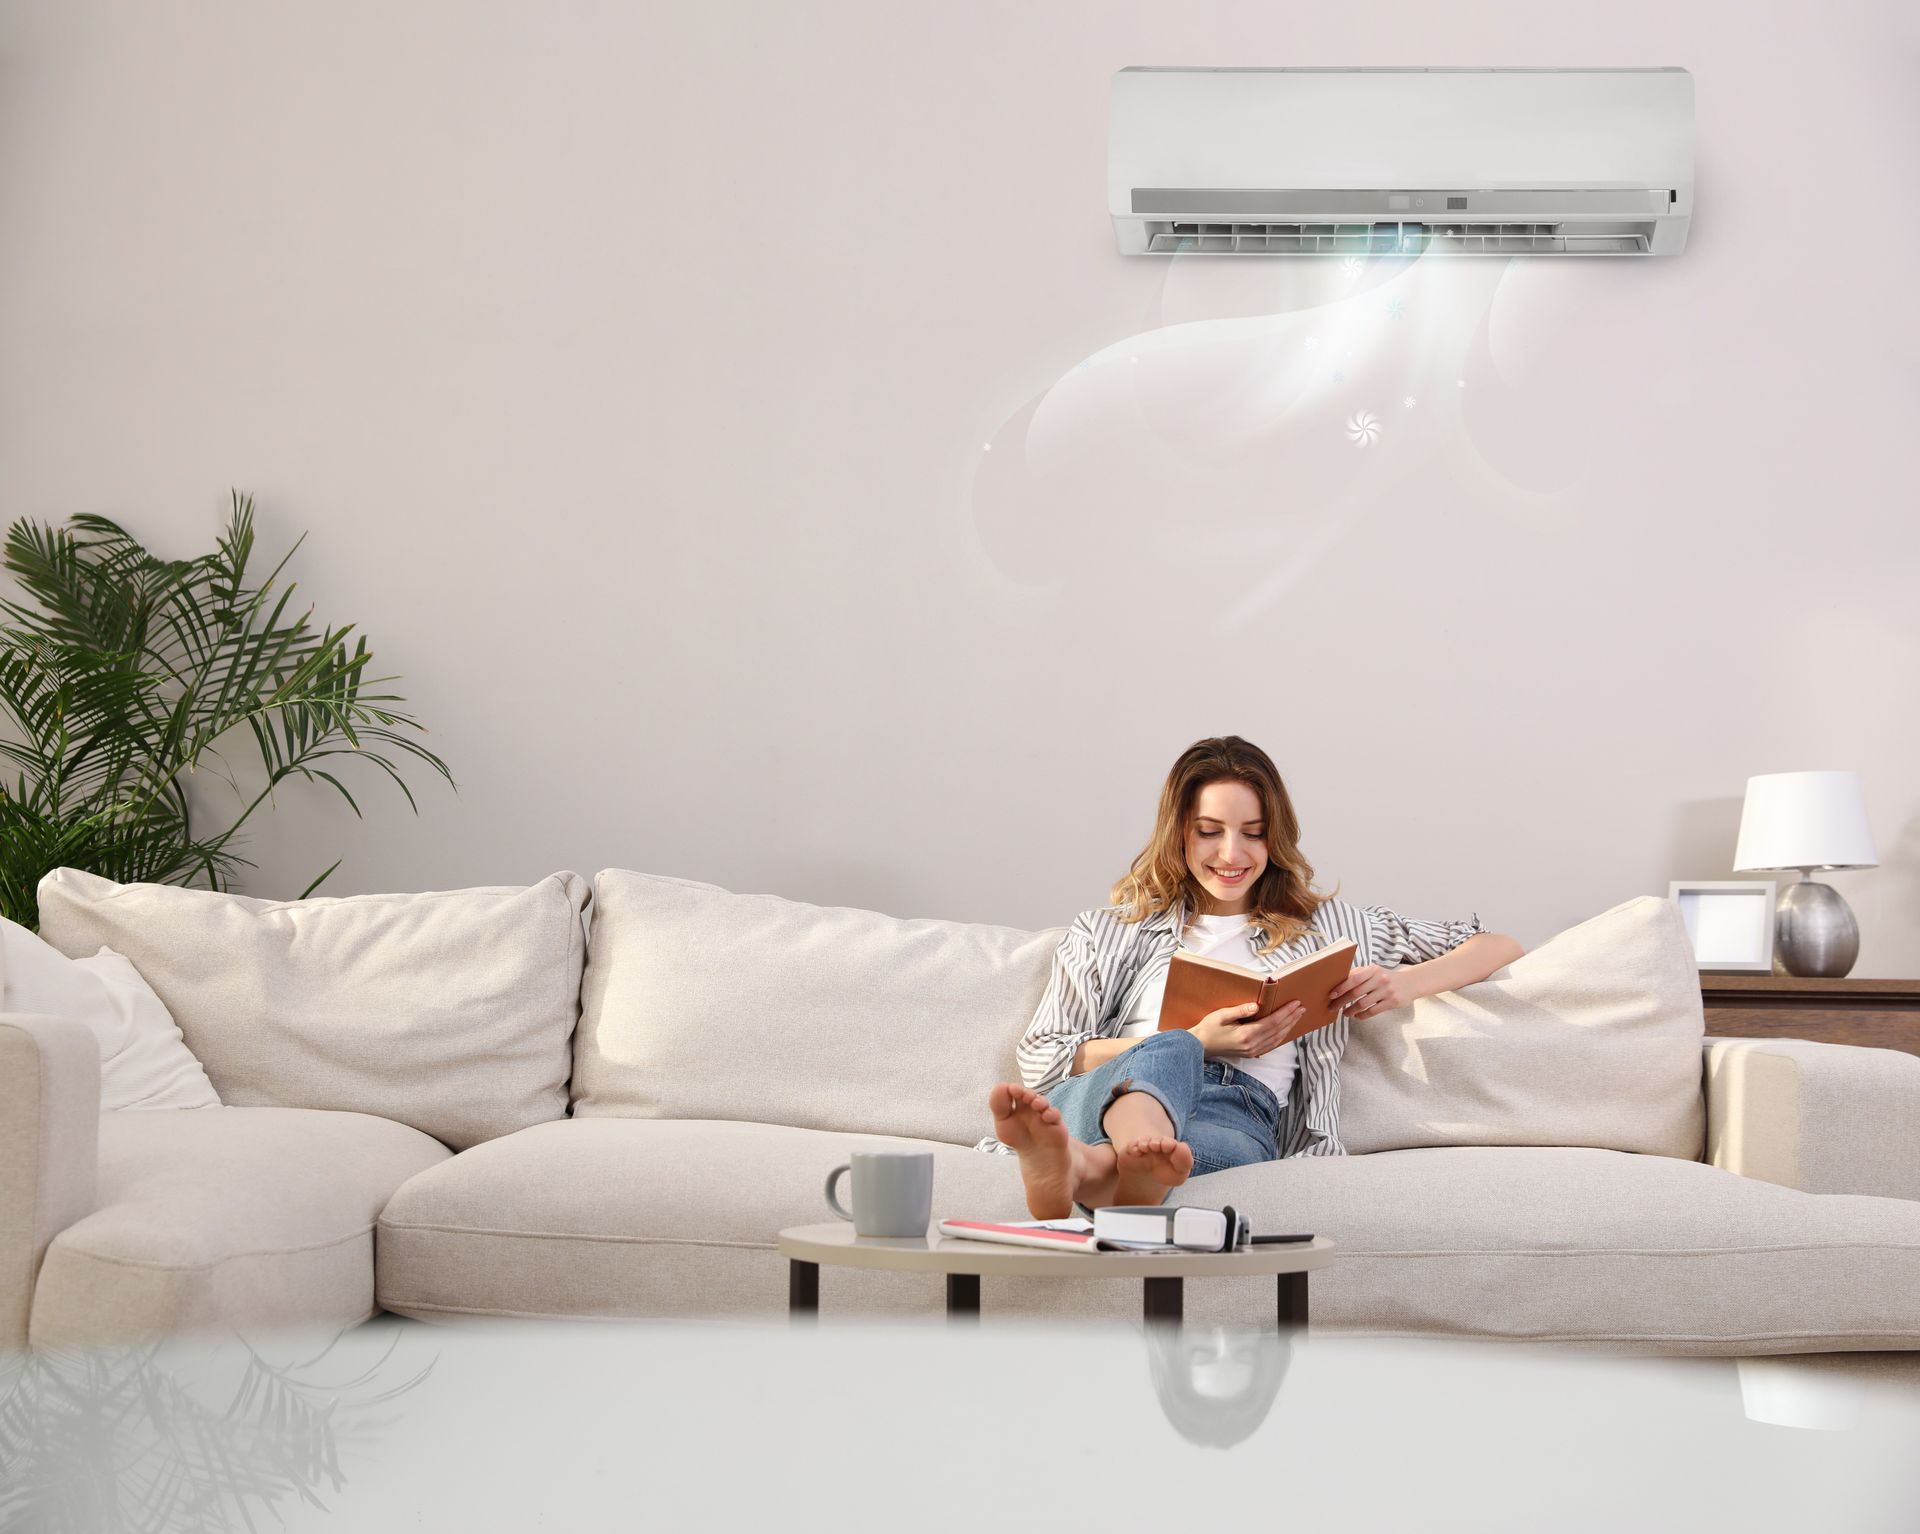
1109,736,1338,956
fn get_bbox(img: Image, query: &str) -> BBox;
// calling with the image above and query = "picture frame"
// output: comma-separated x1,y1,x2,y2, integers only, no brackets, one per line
1667,880,1777,973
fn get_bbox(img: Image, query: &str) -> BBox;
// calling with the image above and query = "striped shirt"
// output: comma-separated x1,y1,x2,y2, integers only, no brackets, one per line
973,894,1487,1158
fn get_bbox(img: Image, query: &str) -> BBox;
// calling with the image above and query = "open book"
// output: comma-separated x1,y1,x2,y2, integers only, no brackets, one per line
1156,936,1357,1046
937,1217,1190,1254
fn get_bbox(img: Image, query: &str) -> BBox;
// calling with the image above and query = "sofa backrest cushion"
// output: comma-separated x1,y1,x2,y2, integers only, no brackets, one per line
35,866,592,1151
1337,895,1706,1159
573,868,1063,1146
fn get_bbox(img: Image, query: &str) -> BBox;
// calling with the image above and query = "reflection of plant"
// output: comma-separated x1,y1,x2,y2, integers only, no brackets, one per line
0,1322,435,1532
0,491,455,929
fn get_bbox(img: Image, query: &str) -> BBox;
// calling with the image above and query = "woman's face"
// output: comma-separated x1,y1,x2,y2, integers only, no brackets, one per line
1184,779,1269,916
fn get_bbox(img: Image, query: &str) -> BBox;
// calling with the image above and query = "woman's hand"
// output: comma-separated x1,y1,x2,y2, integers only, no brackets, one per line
1328,964,1420,1022
1189,1000,1304,1060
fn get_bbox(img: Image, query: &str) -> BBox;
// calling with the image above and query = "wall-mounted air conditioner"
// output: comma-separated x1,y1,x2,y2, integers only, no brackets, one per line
1110,66,1694,256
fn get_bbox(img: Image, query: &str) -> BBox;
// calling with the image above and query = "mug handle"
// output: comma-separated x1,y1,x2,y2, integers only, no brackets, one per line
824,1164,854,1221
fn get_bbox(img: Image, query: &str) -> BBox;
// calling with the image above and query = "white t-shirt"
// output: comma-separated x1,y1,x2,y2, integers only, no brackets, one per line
1114,909,1298,1110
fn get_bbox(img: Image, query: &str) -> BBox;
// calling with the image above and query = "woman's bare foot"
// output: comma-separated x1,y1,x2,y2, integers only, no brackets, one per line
1112,1135,1195,1206
990,1083,1090,1218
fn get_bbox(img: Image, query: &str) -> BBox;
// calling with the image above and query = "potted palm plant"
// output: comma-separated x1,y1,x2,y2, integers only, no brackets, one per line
0,491,454,929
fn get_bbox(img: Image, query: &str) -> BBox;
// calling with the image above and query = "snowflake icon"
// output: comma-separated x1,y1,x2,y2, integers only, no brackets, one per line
1346,410,1383,446
1403,396,1416,408
1341,256,1364,279
1331,369,1345,382
1384,296,1407,319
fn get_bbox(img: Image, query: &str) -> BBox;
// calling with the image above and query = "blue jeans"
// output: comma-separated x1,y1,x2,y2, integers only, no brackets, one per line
1041,1029,1285,1178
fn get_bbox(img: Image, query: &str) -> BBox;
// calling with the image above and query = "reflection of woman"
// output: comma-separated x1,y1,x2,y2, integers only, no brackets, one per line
1143,1325,1291,1449
975,736,1523,1218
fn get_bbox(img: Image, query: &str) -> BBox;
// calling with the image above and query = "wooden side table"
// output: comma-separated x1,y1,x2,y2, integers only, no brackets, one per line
1700,976,1920,1058
777,1222,1334,1330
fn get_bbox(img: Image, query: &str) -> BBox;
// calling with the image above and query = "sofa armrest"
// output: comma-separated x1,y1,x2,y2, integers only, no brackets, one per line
0,1013,100,1351
1704,1036,1920,1201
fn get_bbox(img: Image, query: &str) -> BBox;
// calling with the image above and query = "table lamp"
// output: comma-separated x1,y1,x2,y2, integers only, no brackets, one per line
1731,770,1878,977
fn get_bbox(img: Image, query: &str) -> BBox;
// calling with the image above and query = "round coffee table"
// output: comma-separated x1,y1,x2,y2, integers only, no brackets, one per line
777,1222,1334,1329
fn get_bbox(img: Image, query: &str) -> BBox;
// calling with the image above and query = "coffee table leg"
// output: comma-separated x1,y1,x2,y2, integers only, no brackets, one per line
790,1259,819,1320
947,1273,981,1321
1143,1276,1183,1327
1277,1271,1309,1332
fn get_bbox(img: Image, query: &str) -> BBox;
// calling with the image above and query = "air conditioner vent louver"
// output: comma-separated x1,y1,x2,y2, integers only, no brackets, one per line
1143,220,1654,255
1109,68,1694,257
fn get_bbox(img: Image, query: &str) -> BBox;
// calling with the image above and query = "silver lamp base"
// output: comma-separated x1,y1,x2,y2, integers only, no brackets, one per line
1772,879,1860,978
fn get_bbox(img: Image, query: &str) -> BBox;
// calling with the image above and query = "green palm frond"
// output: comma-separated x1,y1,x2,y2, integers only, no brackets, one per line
0,491,456,928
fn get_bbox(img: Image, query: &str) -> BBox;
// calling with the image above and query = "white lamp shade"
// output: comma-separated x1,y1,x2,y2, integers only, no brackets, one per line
1732,770,1878,873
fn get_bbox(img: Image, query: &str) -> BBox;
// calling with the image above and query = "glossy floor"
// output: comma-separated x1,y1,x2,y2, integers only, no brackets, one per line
5,1316,1919,1531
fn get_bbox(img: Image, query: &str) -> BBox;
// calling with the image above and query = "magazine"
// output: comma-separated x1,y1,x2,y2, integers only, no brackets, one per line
935,1216,1201,1255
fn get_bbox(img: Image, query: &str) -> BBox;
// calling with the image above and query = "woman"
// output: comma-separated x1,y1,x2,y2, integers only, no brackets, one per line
977,735,1523,1220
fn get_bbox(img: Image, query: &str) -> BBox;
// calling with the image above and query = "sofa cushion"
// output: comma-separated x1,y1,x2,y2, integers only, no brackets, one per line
35,866,593,1151
1338,895,1706,1159
374,1119,1920,1353
571,868,1061,1146
29,1105,451,1346
1,916,220,1111
1200,1146,1920,1352
378,1117,1040,1324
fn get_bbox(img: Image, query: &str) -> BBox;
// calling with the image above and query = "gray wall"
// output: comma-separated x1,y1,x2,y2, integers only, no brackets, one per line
1,1,1915,971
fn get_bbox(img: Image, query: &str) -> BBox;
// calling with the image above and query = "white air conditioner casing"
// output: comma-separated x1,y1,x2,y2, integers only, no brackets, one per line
1110,66,1694,256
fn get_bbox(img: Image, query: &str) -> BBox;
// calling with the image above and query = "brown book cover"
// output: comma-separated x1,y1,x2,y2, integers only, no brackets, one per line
1157,937,1358,1046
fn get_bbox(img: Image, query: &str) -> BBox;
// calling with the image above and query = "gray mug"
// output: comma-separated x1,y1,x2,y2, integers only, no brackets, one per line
824,1150,934,1238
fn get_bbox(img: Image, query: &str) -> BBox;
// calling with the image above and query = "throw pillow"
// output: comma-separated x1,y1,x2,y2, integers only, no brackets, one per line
0,918,221,1110
1337,894,1706,1159
35,866,592,1152
572,868,1064,1146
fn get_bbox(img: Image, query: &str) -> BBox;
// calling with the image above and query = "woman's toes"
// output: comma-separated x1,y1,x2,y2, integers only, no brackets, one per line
1113,1134,1194,1198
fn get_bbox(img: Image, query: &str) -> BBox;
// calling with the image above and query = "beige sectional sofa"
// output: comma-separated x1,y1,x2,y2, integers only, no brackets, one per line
6,866,1920,1356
